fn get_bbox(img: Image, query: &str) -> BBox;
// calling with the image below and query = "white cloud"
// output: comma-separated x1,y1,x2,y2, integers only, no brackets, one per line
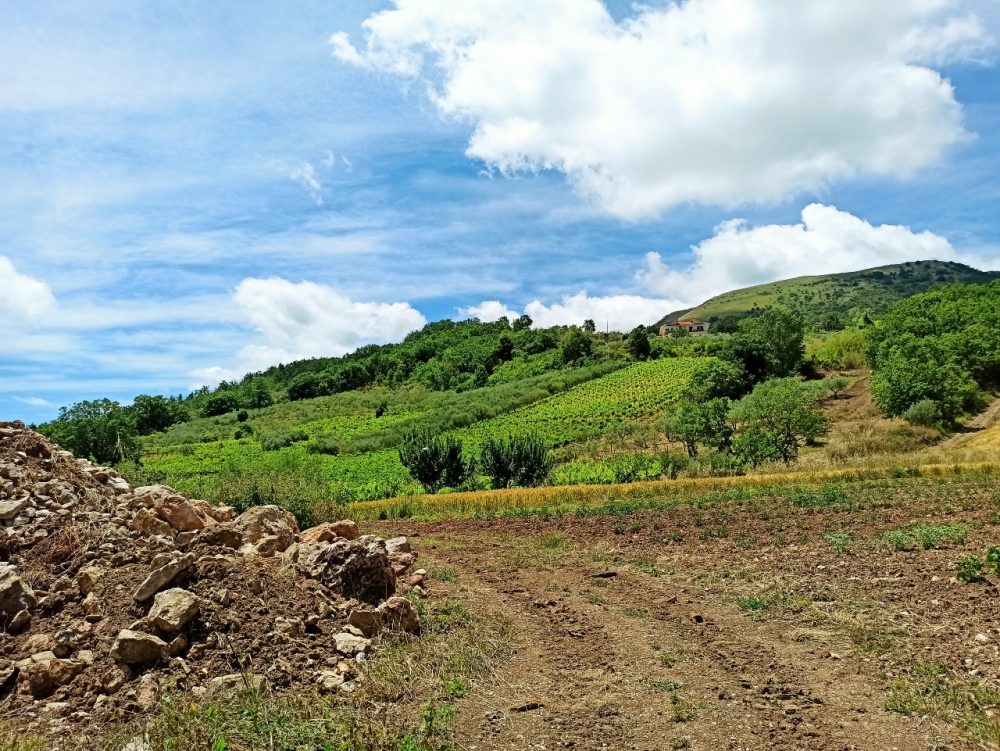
289,162,324,205
459,300,519,322
197,277,427,381
333,0,989,219
13,396,53,408
0,256,57,324
461,292,681,331
638,203,963,305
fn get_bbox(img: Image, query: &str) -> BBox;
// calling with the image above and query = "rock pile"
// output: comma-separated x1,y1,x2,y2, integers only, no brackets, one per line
0,421,425,743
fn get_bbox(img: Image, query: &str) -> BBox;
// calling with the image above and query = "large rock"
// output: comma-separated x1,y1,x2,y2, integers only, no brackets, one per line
377,596,421,634
300,520,359,544
109,629,167,664
153,495,205,532
334,632,371,656
0,498,28,521
298,539,395,604
21,656,83,698
132,553,195,602
0,565,36,623
131,508,174,537
233,505,299,556
147,588,200,635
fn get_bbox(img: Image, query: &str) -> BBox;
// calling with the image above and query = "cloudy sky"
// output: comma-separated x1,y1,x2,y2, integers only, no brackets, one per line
2,0,999,423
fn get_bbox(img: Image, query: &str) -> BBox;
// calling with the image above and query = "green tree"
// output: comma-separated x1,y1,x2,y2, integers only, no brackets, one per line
626,326,651,360
240,380,274,409
729,378,828,464
130,394,185,435
561,328,593,363
737,308,806,378
479,434,554,489
41,399,140,465
683,359,748,401
201,392,242,417
512,314,533,331
663,398,734,457
398,430,474,493
583,319,596,333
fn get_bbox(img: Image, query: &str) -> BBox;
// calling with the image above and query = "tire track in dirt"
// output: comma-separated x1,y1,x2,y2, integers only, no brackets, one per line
420,532,949,751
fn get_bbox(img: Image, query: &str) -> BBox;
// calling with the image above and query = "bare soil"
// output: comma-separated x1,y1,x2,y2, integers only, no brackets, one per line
375,479,1000,751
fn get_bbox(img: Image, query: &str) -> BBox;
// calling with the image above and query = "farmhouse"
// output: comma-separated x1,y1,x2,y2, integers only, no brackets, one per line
659,318,711,336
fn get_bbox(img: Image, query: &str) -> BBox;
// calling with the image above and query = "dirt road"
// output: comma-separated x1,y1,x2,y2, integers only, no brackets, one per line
375,480,1000,750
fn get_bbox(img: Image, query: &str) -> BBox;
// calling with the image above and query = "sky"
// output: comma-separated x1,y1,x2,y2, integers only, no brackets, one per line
2,0,999,424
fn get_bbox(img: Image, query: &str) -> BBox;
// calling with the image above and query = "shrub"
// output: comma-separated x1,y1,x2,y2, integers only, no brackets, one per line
399,430,474,494
479,434,554,489
901,399,942,429
987,546,1000,576
234,424,255,440
201,392,241,417
258,429,309,451
236,410,250,423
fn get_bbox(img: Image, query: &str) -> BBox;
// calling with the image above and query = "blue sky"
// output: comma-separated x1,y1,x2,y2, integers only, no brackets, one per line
2,0,999,424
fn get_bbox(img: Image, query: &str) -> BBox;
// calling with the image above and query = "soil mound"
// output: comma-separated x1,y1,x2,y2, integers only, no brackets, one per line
0,421,424,743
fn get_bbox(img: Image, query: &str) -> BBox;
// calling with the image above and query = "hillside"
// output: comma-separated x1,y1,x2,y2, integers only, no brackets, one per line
653,260,1000,329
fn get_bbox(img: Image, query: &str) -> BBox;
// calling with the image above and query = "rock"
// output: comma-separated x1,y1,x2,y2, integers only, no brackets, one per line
132,553,195,601
0,564,36,622
147,588,200,635
109,629,168,664
388,551,416,577
23,633,55,653
136,673,160,710
273,616,305,638
232,505,298,556
974,632,990,644
0,498,28,520
334,632,371,656
152,494,206,532
75,565,105,595
101,664,131,694
8,609,30,632
298,539,395,604
119,738,151,751
191,524,243,549
384,536,411,554
206,673,267,699
300,520,360,544
0,663,18,698
22,657,83,698
348,608,382,637
377,596,421,634
316,670,345,692
130,508,174,538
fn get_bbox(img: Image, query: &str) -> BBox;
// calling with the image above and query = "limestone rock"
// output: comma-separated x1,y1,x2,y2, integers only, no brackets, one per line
75,565,105,595
315,670,345,692
348,608,382,637
0,564,36,622
377,596,421,634
147,588,200,635
206,673,266,699
0,498,28,521
232,505,298,556
298,539,395,604
132,553,195,602
131,509,173,537
300,520,359,544
110,629,167,664
334,632,371,656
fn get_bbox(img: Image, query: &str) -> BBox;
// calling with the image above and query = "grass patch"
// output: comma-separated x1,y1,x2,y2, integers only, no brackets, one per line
823,531,853,554
849,625,903,655
886,661,1000,748
428,566,458,583
882,523,971,551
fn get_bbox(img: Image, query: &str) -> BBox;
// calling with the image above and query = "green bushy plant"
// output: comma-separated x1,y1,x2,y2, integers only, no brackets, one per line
479,434,553,489
399,430,474,494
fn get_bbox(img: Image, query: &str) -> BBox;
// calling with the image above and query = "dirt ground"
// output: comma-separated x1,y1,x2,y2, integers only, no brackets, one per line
374,479,1000,751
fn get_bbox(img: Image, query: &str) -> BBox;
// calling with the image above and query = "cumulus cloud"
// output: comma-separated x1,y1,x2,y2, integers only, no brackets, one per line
195,277,426,381
332,0,988,218
459,300,519,322
0,256,57,324
461,292,681,332
638,203,961,305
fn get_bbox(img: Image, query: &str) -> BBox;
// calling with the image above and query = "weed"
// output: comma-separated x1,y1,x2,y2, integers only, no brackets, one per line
849,625,903,655
623,607,648,618
823,531,853,554
657,652,679,668
429,566,458,583
634,557,671,576
738,596,769,613
986,546,1000,575
882,523,971,551
537,532,571,551
670,737,692,750
442,677,471,699
648,679,683,693
955,554,985,583
670,695,697,723
580,591,608,606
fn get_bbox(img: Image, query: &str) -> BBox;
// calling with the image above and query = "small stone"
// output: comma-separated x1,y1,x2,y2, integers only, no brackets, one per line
8,609,30,632
147,588,200,635
0,564,37,622
132,553,195,601
377,596,421,634
316,670,345,692
273,616,305,638
109,629,167,664
334,632,371,656
348,608,382,637
974,633,990,644
0,498,28,521
206,673,267,699
75,566,105,595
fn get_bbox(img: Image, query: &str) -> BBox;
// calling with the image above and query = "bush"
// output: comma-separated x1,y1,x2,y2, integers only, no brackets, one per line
729,378,828,465
234,424,255,440
258,429,309,451
479,434,554,489
201,392,241,417
399,430,474,494
956,555,985,584
236,410,250,423
901,399,942,429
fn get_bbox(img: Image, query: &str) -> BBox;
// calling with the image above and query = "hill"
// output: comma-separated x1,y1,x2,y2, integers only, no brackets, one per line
653,260,1000,330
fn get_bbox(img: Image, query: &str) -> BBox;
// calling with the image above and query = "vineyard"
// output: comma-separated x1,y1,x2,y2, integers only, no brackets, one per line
138,357,702,502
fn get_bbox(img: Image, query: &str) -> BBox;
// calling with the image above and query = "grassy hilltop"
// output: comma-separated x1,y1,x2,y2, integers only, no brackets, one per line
653,259,1000,330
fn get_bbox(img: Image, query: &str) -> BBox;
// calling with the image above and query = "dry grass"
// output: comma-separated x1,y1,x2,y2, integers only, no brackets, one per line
346,461,1000,521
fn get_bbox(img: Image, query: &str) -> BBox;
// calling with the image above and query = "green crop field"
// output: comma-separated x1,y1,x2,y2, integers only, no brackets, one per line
138,357,700,503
